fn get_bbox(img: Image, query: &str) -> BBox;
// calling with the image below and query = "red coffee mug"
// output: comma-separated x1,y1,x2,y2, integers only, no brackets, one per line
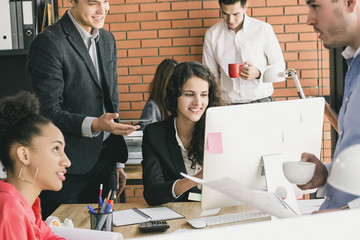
228,63,242,78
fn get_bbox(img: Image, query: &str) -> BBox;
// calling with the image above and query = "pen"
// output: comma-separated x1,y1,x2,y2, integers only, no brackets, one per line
106,190,112,204
132,207,152,220
112,191,116,202
108,192,116,210
99,195,104,208
87,205,97,214
107,191,114,210
97,184,103,213
104,203,113,213
100,197,107,213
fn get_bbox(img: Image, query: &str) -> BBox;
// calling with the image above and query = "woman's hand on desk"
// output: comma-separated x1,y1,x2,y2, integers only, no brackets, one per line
297,152,328,190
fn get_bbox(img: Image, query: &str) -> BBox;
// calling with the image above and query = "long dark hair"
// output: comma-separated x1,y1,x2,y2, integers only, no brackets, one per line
0,91,51,174
149,59,178,120
166,61,224,167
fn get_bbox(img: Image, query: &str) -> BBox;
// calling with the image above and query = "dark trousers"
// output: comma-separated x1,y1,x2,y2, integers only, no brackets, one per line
39,148,117,220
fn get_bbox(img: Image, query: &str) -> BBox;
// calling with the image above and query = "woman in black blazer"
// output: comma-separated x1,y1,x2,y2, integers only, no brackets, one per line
142,62,223,205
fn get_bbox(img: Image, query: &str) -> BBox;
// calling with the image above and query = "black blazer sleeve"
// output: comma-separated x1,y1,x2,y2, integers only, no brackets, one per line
142,122,177,205
141,117,198,206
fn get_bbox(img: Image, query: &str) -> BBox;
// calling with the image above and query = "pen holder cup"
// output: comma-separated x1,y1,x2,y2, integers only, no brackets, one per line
89,209,113,232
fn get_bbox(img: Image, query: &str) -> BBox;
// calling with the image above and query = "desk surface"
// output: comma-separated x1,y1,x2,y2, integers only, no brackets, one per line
52,202,269,239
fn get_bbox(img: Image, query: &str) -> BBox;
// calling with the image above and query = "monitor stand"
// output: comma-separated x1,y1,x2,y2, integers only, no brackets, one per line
262,154,300,218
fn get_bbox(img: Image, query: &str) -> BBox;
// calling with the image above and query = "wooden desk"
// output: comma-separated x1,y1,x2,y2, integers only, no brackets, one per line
52,202,269,239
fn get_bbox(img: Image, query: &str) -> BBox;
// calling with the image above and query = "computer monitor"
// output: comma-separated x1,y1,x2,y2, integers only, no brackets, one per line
202,98,325,211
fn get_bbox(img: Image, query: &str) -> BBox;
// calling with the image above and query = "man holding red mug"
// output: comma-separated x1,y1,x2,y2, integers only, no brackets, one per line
202,0,285,104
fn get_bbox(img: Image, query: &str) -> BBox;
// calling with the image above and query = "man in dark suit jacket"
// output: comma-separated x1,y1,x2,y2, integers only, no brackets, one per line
28,0,139,218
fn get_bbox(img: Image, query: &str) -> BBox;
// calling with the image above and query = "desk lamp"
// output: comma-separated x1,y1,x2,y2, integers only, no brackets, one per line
263,67,305,99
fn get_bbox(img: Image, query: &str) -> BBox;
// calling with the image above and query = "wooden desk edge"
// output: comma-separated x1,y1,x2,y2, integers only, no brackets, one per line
51,202,270,239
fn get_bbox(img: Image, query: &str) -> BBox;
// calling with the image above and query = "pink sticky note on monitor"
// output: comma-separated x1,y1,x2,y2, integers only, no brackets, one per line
207,132,223,154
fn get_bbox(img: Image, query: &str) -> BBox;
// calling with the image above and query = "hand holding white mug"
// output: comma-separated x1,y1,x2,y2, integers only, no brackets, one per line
297,152,328,190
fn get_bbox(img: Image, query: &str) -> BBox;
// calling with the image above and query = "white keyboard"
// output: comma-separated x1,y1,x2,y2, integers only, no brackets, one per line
187,210,270,229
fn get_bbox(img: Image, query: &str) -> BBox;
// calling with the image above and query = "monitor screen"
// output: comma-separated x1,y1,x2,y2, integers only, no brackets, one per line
202,98,325,211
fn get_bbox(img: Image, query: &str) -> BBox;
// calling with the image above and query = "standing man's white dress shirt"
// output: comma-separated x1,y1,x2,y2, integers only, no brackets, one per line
203,0,285,104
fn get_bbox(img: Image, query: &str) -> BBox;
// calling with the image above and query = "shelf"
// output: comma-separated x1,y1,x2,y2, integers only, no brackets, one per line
0,49,28,57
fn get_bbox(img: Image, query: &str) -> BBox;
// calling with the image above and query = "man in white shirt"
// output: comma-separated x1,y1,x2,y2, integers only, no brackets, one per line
202,0,285,104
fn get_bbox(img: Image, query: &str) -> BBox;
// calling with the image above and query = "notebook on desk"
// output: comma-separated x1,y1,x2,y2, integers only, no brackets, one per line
113,207,184,226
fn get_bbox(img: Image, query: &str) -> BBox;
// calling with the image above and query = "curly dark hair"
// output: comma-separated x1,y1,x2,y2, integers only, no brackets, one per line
166,61,224,168
0,91,51,174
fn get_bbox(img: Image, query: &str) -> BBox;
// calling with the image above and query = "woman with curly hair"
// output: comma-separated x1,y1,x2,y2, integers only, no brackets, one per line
141,61,224,205
0,91,71,239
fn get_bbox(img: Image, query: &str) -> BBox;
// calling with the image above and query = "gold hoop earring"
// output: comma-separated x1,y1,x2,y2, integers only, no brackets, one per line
18,166,38,184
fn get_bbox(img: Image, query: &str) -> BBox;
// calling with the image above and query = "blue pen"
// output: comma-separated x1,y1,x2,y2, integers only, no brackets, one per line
100,198,107,213
99,196,103,207
87,205,97,214
104,203,113,213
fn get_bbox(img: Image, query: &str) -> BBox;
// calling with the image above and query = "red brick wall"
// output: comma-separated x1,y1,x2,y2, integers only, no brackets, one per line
124,184,146,203
57,0,329,111
57,0,331,201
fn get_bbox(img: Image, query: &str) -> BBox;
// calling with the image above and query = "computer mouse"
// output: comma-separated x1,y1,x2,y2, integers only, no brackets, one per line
186,219,207,229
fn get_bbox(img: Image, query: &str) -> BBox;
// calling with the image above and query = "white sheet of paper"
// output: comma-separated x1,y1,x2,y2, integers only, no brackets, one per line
113,207,184,226
297,199,325,215
181,173,297,219
50,226,123,240
262,154,300,215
